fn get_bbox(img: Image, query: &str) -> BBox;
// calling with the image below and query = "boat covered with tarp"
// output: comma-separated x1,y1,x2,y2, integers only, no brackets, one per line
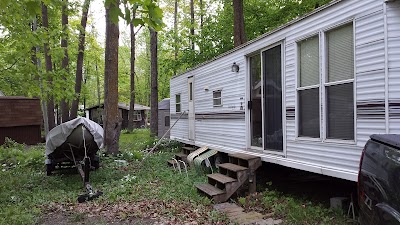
45,117,104,202
45,117,104,174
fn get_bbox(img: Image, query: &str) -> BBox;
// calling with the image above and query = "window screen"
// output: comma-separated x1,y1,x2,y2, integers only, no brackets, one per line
298,36,320,138
326,24,354,140
299,36,319,87
299,89,320,138
175,94,181,112
213,90,222,107
189,82,193,101
327,83,354,140
327,24,354,82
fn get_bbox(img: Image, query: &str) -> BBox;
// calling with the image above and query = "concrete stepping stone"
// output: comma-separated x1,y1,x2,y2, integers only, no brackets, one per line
213,203,283,225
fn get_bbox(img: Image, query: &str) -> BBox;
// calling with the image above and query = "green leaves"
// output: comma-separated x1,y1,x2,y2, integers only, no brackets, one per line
26,1,41,16
104,0,164,31
109,4,123,25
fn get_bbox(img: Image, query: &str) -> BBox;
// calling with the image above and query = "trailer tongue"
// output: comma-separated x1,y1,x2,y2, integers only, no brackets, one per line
45,117,104,203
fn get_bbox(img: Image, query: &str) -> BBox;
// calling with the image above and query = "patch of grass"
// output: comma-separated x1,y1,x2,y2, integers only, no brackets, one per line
0,129,220,224
237,183,355,225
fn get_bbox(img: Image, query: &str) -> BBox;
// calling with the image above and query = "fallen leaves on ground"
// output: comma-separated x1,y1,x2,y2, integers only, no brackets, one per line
40,199,228,225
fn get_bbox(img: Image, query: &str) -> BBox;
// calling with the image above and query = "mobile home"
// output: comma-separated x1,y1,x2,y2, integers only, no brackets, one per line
170,0,400,181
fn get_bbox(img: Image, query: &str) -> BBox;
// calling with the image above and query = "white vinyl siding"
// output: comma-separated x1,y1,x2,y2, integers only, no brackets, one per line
170,0,393,181
297,36,320,138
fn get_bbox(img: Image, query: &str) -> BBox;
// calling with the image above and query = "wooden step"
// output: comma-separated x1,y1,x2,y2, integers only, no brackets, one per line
196,183,225,196
175,153,187,160
182,146,196,151
207,173,236,184
228,153,259,161
218,163,248,172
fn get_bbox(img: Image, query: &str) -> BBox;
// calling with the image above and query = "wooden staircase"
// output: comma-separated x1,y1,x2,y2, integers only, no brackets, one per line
167,146,196,166
195,153,262,203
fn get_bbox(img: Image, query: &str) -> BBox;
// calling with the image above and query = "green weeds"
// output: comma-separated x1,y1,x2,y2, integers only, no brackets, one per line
0,131,355,225
237,182,355,225
0,130,218,225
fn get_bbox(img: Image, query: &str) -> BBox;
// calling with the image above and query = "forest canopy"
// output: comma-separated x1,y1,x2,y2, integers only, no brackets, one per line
0,0,332,108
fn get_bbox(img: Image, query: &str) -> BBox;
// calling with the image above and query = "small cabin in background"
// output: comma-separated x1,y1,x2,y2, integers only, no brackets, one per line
158,98,170,138
85,103,150,129
0,97,42,145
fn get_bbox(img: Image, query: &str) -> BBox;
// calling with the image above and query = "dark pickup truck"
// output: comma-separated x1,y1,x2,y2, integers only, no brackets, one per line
358,134,400,225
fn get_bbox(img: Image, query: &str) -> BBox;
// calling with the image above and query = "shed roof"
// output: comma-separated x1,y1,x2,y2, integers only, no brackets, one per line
0,97,42,127
85,102,150,111
158,98,170,110
0,90,4,96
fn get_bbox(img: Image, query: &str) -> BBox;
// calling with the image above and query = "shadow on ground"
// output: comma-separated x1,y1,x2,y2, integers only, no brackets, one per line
255,162,357,207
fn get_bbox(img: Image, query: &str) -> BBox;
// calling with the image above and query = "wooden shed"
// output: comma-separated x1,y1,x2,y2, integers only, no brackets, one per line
85,103,150,129
158,98,170,138
0,97,42,145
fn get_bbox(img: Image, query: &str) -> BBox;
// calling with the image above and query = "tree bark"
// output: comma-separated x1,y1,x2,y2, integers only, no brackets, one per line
200,0,203,29
233,0,246,47
60,0,70,122
127,10,136,132
32,18,49,135
174,0,178,76
104,0,121,155
149,27,158,137
190,0,194,50
41,2,56,131
70,0,91,119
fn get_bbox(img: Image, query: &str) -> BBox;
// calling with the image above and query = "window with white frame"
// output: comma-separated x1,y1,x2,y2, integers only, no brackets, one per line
132,110,142,121
296,23,354,141
325,24,354,140
175,94,181,112
213,90,222,107
298,35,320,138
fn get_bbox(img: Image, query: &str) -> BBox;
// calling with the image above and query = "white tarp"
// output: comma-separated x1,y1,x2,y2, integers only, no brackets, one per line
45,117,104,156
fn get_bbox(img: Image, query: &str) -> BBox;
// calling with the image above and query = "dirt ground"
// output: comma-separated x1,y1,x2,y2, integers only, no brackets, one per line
256,162,357,207
37,163,356,225
37,200,225,225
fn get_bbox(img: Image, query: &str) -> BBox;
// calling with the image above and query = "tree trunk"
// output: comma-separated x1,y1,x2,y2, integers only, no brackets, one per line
32,18,49,135
149,27,158,137
190,0,194,50
60,0,70,122
174,0,178,76
104,0,121,155
200,0,203,29
233,0,246,47
70,0,91,119
127,10,136,132
41,2,56,131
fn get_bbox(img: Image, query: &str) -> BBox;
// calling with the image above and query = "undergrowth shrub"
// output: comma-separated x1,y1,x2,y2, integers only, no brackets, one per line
157,139,182,152
0,138,44,171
